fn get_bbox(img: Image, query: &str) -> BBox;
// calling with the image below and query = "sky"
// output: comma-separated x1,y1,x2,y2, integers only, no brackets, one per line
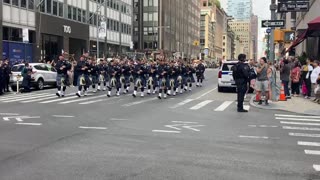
220,0,271,57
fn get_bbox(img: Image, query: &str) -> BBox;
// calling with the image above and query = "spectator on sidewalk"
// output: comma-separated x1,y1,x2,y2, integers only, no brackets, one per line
280,59,291,99
268,61,278,101
302,58,313,99
255,57,269,105
311,60,320,102
291,61,301,97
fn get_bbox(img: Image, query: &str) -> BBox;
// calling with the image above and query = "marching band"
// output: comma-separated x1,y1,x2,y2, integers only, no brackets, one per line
55,55,206,100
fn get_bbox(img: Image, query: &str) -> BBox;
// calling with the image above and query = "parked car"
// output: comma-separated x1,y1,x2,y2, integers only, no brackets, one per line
10,63,57,91
218,61,254,93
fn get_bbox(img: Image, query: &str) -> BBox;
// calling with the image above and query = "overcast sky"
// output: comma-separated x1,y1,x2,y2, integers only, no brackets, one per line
221,0,271,57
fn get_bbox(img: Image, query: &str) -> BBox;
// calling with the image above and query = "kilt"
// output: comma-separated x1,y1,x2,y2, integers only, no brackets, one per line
56,74,67,87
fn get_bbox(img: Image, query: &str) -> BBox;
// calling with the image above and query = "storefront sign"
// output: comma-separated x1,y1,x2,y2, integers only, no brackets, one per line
278,2,309,12
63,25,72,34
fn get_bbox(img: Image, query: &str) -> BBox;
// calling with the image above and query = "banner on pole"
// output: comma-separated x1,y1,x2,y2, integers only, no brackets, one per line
99,21,107,38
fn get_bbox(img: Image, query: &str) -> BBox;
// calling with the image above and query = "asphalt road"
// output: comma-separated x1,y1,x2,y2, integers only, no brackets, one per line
0,69,320,180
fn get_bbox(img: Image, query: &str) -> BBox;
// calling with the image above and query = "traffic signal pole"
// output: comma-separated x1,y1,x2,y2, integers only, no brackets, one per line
270,0,277,62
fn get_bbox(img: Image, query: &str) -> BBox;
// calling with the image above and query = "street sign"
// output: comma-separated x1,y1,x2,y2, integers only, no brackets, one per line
278,2,309,12
266,28,272,34
262,20,285,28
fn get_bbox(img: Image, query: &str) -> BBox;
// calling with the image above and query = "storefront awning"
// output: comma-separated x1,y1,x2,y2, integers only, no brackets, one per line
308,16,320,31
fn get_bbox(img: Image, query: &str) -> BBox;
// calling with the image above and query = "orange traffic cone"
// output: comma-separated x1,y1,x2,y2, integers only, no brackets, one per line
279,83,287,101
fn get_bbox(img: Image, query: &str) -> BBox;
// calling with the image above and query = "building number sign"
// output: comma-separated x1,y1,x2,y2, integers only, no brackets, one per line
63,25,71,34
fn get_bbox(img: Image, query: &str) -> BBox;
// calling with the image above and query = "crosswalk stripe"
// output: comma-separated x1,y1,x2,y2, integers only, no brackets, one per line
59,95,107,104
79,99,105,105
3,94,53,102
313,165,320,171
21,96,59,103
283,126,320,131
289,132,320,138
0,93,47,101
298,141,320,147
122,97,157,107
276,117,320,122
305,150,320,155
214,101,233,111
39,96,79,104
280,121,320,126
243,105,250,111
170,99,194,109
275,114,320,119
190,100,214,110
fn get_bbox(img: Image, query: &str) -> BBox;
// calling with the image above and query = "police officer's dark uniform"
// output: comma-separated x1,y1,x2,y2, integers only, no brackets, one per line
0,62,4,95
232,54,250,113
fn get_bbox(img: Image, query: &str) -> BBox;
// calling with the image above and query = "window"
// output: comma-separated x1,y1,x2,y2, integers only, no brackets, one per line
68,6,72,19
21,0,27,8
58,2,63,17
12,0,18,6
4,0,10,4
107,19,110,29
78,9,81,22
82,10,86,22
154,12,158,21
73,7,77,20
203,2,207,7
143,0,148,7
143,13,148,21
46,0,52,14
52,1,58,15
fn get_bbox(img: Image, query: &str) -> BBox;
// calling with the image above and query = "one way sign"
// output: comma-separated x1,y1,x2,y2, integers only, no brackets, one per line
261,20,285,28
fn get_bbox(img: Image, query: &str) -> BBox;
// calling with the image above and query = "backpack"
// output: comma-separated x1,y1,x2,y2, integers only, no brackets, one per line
232,63,241,80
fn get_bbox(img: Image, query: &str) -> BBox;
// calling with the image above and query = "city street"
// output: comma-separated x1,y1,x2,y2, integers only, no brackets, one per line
0,69,319,180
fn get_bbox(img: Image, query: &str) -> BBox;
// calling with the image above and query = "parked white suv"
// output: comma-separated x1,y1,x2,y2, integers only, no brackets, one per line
10,63,57,91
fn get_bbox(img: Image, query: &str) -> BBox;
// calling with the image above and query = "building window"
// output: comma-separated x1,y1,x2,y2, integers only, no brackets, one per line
78,9,81,22
82,10,86,22
58,2,63,17
46,0,52,14
12,0,18,6
203,2,207,7
68,6,72,19
52,1,58,15
21,0,27,8
73,7,77,20
4,0,10,4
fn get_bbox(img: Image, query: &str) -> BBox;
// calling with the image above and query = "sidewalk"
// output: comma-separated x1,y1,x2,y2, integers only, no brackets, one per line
250,96,320,116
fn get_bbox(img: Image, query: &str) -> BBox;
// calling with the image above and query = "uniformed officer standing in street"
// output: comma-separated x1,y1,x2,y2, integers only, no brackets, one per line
232,54,250,113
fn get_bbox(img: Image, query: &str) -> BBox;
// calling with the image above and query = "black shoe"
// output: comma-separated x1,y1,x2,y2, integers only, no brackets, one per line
61,94,65,97
107,94,111,97
258,100,262,105
238,109,248,113
158,96,162,99
76,93,81,97
132,94,136,98
265,100,269,105
56,92,60,97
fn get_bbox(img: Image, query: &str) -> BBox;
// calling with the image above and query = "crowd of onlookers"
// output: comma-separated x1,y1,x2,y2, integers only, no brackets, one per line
0,58,11,96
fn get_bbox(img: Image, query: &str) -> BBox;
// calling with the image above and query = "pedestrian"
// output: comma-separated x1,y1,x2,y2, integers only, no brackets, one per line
21,62,32,93
280,58,291,99
267,61,278,101
311,60,320,102
303,58,314,99
232,54,250,113
291,61,301,97
3,58,11,92
255,57,269,105
247,59,257,98
0,60,4,95
55,55,71,97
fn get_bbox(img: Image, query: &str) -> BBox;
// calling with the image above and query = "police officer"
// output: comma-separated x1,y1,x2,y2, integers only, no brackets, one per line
0,61,4,95
232,54,250,113
3,58,11,92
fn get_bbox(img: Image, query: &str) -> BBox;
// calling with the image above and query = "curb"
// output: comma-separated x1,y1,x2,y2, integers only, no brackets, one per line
249,96,320,116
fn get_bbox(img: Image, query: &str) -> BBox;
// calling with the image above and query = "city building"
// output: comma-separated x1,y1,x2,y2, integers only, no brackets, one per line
200,0,215,60
133,0,200,59
229,20,252,58
250,14,258,60
1,0,133,63
226,0,252,20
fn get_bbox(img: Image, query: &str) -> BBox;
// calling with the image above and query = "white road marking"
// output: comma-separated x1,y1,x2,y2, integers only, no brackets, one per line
170,99,194,109
298,141,320,147
195,87,217,100
183,125,204,132
249,125,278,128
0,113,19,116
39,96,78,104
280,121,320,126
275,114,320,119
0,93,39,100
171,121,198,124
78,126,107,130
3,94,53,102
283,126,320,131
110,118,129,121
305,150,320,155
52,115,75,118
59,95,107,104
122,97,157,107
15,123,42,126
189,100,214,110
276,117,320,122
165,124,182,131
289,132,320,138
152,130,181,134
79,99,105,105
243,105,250,111
214,101,234,111
3,116,40,122
313,165,320,171
239,135,270,139
21,96,59,103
